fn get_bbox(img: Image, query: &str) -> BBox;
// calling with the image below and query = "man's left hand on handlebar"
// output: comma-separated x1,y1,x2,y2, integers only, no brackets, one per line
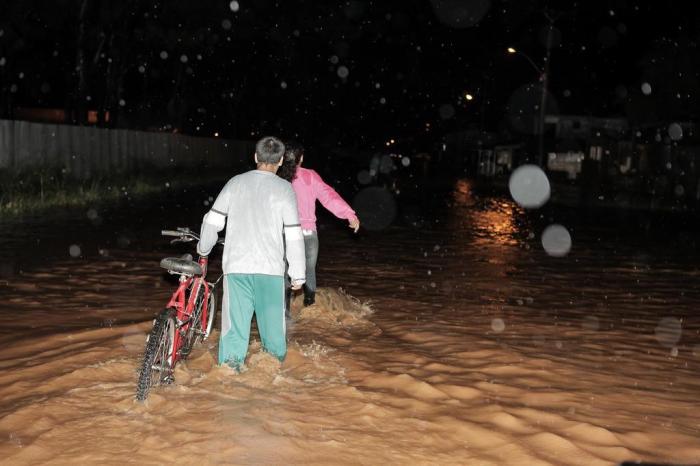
198,255,209,275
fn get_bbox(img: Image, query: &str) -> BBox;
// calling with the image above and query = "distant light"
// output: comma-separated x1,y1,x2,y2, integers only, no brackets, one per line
385,141,391,146
214,132,219,137
465,93,474,101
507,47,517,54
390,139,395,144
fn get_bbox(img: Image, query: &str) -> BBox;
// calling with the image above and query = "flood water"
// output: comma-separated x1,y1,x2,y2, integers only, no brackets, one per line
1,178,699,465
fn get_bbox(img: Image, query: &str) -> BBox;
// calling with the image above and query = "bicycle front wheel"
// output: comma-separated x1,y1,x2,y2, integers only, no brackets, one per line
136,308,176,402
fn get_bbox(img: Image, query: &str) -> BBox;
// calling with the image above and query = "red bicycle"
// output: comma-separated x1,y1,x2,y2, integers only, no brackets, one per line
135,227,222,401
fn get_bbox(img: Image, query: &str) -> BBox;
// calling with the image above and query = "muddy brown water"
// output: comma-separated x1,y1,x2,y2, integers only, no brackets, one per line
1,179,699,465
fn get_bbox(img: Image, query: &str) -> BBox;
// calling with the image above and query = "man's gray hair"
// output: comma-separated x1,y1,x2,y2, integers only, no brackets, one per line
255,136,286,164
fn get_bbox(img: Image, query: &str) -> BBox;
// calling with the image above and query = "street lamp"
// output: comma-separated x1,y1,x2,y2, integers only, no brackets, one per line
507,47,542,76
507,14,555,168
507,46,549,167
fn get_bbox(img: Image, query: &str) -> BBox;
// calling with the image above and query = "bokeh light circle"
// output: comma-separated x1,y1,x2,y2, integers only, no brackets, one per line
69,244,82,258
491,318,505,333
655,317,682,348
508,164,551,208
352,187,397,231
429,0,491,29
541,224,572,257
668,123,683,141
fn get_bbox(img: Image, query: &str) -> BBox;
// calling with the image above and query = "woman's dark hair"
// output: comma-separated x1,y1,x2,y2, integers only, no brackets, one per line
277,141,304,182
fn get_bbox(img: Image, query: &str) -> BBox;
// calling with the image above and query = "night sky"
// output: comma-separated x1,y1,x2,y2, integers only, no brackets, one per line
1,1,698,149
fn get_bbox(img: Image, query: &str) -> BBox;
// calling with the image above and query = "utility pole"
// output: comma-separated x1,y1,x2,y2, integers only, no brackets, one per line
538,11,556,167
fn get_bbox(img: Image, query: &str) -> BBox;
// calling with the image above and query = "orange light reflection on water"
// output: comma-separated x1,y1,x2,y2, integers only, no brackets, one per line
451,179,521,248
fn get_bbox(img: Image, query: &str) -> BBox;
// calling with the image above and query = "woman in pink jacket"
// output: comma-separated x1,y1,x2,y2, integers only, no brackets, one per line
279,142,360,306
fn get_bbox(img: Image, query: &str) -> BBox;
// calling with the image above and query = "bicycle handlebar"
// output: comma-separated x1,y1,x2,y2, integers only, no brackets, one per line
162,228,225,246
161,230,183,237
162,228,197,242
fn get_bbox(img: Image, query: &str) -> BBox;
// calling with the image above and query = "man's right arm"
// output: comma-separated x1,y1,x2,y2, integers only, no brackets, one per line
197,180,233,256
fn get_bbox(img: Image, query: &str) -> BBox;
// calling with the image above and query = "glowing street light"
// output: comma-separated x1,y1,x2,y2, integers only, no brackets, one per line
464,93,474,101
505,47,543,75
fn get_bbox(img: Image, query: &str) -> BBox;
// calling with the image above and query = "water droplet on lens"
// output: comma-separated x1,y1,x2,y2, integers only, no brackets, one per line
491,318,505,333
655,317,682,348
541,224,572,257
508,164,551,208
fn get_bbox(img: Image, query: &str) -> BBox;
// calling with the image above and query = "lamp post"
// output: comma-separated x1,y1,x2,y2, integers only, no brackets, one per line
507,14,555,167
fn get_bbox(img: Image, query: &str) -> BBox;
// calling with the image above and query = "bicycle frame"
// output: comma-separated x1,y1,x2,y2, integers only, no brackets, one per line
165,256,210,365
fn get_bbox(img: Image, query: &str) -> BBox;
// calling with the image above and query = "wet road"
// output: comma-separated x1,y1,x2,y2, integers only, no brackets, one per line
1,178,699,465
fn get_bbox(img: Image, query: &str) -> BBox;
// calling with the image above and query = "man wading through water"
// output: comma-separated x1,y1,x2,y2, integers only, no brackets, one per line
197,136,306,371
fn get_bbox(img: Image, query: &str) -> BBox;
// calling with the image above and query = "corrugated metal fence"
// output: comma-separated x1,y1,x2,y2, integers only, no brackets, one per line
0,119,254,178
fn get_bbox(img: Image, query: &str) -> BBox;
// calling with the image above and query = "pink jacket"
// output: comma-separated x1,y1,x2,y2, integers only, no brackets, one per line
291,167,357,231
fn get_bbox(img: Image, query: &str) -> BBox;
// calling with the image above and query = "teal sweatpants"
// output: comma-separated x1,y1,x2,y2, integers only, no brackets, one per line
219,273,286,366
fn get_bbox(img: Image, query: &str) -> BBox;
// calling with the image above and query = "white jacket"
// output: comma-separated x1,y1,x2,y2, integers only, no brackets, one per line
197,169,306,283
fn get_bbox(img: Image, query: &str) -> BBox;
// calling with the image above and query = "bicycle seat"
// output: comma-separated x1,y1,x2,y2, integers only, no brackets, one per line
160,255,203,276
